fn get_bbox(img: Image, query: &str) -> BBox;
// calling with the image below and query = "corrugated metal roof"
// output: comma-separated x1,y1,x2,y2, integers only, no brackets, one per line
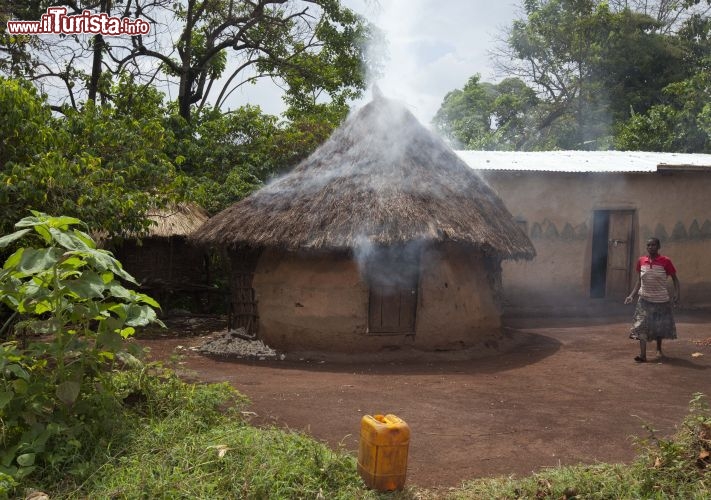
455,150,711,172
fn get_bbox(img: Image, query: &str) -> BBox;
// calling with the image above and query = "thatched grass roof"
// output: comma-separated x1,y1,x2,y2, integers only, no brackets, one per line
193,96,535,260
145,202,209,238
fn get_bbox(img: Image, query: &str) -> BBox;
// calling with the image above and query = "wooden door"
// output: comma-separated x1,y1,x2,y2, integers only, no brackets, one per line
229,248,261,337
605,211,634,300
368,285,417,334
366,246,419,335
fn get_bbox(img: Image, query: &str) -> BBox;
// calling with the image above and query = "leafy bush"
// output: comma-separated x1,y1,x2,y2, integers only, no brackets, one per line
631,392,711,497
0,213,164,490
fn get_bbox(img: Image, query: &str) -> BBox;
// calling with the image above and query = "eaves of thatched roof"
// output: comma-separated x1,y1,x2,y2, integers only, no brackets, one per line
192,96,535,260
145,202,209,238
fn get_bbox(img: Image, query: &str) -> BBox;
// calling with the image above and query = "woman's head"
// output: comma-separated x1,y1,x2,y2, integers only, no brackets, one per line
646,237,660,256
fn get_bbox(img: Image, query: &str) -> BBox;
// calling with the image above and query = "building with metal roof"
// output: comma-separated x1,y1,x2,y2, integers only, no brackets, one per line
456,150,711,172
455,151,711,315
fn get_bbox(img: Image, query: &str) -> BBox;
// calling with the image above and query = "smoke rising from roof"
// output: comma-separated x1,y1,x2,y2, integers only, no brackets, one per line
346,0,517,126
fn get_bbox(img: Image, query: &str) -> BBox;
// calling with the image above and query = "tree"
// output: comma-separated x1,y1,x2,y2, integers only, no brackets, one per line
615,7,711,152
500,0,680,148
0,77,54,166
0,76,178,235
615,71,711,152
607,0,711,33
0,0,183,109
136,0,372,122
0,0,374,122
437,0,706,150
0,0,175,110
432,75,539,150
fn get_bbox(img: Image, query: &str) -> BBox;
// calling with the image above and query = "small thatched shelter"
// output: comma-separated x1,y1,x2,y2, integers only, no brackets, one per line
113,203,214,310
193,96,535,353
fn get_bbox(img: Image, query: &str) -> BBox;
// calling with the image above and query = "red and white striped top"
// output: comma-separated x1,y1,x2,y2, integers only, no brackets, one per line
637,255,677,303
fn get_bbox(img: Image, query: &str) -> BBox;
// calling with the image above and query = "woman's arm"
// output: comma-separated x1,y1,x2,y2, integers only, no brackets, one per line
625,273,641,304
671,274,680,304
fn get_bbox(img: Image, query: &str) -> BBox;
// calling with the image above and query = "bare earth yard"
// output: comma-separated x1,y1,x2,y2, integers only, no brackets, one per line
137,312,711,489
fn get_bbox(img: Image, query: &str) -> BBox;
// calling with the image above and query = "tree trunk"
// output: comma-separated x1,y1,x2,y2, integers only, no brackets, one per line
178,0,195,122
88,34,105,102
88,0,110,103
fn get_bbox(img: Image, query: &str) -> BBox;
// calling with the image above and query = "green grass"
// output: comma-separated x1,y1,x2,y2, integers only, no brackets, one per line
12,366,389,499
10,368,711,500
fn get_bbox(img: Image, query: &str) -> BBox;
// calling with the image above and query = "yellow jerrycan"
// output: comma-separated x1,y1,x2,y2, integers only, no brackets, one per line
357,414,410,491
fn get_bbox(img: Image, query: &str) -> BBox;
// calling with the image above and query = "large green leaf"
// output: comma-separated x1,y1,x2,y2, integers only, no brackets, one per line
72,229,97,249
14,215,45,228
107,303,128,321
34,224,52,245
65,271,105,300
55,381,80,405
81,249,137,284
58,256,88,279
125,303,158,327
106,282,133,300
16,214,81,230
32,300,54,315
0,229,31,248
47,216,82,230
15,453,35,467
5,364,29,381
17,248,63,275
136,292,160,308
2,248,24,270
49,227,92,251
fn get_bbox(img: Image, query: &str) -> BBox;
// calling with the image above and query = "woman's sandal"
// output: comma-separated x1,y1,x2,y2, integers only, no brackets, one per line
634,356,647,363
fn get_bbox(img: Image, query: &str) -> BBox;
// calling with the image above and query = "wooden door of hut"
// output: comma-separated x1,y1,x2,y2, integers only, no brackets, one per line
366,245,419,334
228,249,261,336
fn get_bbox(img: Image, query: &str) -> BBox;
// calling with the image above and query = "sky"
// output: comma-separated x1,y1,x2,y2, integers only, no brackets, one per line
225,0,520,126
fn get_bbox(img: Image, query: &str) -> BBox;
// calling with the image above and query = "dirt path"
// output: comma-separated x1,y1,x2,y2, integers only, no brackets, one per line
137,313,711,489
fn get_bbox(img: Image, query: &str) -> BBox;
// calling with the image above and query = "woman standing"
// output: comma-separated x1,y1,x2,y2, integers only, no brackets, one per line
624,237,680,363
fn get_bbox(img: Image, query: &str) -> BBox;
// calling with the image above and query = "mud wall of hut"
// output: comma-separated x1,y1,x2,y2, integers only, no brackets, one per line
252,244,502,352
479,169,711,312
253,249,369,351
416,243,501,349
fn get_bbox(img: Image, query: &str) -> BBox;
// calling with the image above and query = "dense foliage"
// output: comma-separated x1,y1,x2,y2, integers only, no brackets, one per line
434,0,711,152
0,214,163,490
0,73,351,234
0,76,177,236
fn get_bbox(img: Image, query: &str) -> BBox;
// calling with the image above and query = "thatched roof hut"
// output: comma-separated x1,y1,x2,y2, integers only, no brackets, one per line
113,203,212,309
194,96,534,354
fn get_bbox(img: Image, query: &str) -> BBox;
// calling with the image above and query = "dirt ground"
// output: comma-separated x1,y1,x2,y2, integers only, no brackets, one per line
136,312,711,489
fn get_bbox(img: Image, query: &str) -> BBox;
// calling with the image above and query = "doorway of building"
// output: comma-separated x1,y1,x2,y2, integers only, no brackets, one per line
366,245,420,334
590,210,635,299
